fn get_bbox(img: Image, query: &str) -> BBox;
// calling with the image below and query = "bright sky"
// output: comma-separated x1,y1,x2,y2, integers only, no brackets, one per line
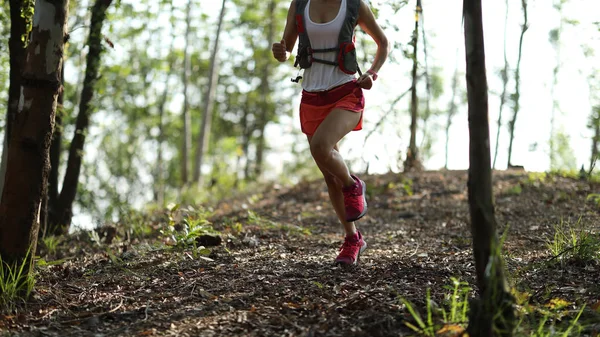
203,0,599,175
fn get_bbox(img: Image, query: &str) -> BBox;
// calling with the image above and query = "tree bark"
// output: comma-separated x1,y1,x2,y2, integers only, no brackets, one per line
493,0,510,169
48,0,112,233
181,0,193,186
445,64,459,170
590,106,600,175
549,1,563,170
193,0,226,188
0,0,29,199
463,0,515,336
506,0,528,168
242,100,252,182
153,2,177,205
253,0,277,180
40,65,65,238
404,0,422,171
418,5,432,157
0,0,69,280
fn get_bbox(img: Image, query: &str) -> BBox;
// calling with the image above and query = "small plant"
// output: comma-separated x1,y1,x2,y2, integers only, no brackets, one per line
160,204,218,257
506,184,523,196
402,177,414,196
525,172,547,186
400,275,588,337
41,235,62,256
0,250,35,313
547,218,600,262
587,193,600,208
400,278,471,336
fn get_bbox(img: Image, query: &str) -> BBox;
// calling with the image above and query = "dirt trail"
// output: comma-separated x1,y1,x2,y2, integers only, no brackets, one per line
2,170,599,336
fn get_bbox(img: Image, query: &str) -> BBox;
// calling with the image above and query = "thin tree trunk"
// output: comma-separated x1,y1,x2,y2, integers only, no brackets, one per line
194,0,226,188
181,0,193,186
242,103,251,182
590,107,600,175
405,0,422,171
254,0,277,180
549,1,563,170
46,1,89,236
154,2,177,205
0,0,69,278
41,65,65,238
493,0,510,169
507,0,528,168
50,0,112,233
463,0,515,335
0,0,29,199
445,60,459,170
418,6,431,156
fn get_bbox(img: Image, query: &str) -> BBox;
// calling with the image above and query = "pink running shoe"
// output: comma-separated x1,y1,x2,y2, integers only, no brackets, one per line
335,231,367,265
342,174,368,222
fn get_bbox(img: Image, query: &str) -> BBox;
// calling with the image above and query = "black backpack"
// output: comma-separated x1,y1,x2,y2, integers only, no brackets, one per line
292,0,362,82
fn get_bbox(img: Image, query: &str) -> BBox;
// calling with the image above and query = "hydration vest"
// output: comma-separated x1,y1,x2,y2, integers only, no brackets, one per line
293,0,362,82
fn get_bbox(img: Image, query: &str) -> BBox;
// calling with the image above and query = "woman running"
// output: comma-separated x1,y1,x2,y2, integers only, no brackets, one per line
272,0,389,265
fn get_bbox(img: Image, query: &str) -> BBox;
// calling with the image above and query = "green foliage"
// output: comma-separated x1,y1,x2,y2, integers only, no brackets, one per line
549,130,577,171
0,250,35,314
40,236,62,257
505,184,523,196
400,277,587,337
548,218,600,263
399,278,470,336
587,193,600,207
160,204,217,251
20,0,35,45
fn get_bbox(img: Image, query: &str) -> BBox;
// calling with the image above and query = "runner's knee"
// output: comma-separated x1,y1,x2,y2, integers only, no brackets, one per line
309,138,332,162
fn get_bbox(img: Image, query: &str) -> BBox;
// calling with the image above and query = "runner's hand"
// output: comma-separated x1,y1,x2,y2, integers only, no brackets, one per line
356,73,373,90
272,39,288,62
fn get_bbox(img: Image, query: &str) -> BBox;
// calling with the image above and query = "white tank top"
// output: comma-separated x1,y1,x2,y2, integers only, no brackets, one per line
301,0,356,92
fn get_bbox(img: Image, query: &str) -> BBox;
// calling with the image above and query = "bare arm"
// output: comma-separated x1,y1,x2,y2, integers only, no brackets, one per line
357,0,390,74
272,0,299,62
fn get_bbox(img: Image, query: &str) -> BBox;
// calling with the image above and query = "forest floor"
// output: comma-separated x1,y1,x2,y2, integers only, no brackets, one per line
1,170,600,337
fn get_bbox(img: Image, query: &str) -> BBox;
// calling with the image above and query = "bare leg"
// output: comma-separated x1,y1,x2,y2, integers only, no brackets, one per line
309,109,362,188
307,136,357,236
307,108,362,236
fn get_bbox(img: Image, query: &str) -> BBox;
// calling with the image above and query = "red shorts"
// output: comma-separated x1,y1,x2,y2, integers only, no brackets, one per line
299,80,365,136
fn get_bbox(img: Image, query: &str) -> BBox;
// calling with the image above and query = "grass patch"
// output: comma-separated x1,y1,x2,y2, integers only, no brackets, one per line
506,184,523,196
547,218,600,263
247,210,312,236
400,278,588,337
0,251,35,314
40,235,62,257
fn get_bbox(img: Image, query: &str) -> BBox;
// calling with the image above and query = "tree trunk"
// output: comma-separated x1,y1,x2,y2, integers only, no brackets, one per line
506,0,528,168
418,5,431,157
154,2,177,205
0,0,69,282
492,0,510,169
193,0,226,188
463,0,515,335
445,63,459,170
0,0,29,199
404,0,422,171
241,100,252,182
49,0,112,233
181,0,193,186
253,0,277,180
590,106,600,175
549,1,563,170
40,65,65,238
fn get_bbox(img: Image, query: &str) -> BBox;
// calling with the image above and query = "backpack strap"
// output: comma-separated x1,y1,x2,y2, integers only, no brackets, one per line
294,0,310,69
340,0,362,75
292,0,362,79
